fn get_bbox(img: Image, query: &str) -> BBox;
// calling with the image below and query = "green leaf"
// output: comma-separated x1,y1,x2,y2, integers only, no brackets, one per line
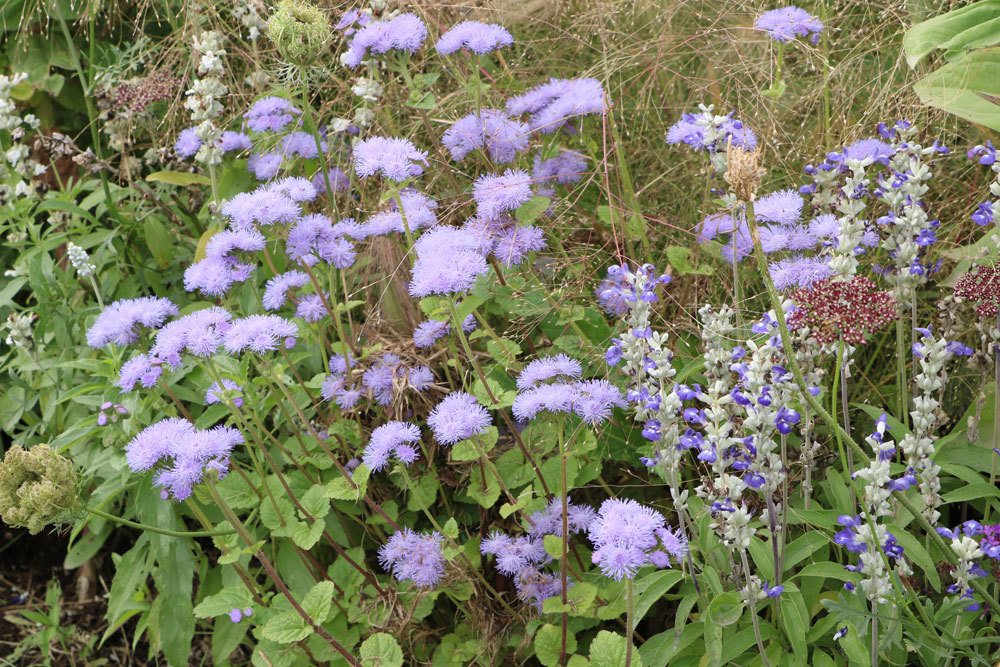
942,482,1000,503
515,196,552,225
634,570,683,624
143,218,173,269
146,170,212,186
290,519,325,549
301,581,335,624
360,632,404,666
912,50,1000,131
903,0,1000,67
795,562,856,583
543,534,563,560
780,589,808,660
300,484,331,519
706,591,743,627
466,467,500,508
259,611,311,645
451,427,498,462
406,473,439,511
193,586,254,619
589,630,637,667
103,538,150,643
535,623,575,667
889,523,940,591
665,245,712,276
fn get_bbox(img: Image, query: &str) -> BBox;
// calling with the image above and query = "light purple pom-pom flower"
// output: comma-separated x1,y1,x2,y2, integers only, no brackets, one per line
754,6,823,44
427,392,492,445
353,136,428,182
506,78,605,134
436,21,514,55
343,13,427,68
245,97,301,133
175,127,202,158
223,315,298,354
378,529,444,587
364,421,422,471
86,297,179,348
473,169,533,220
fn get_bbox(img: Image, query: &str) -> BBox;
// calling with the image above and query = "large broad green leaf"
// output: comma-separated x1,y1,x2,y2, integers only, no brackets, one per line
904,0,1000,67
912,50,1000,131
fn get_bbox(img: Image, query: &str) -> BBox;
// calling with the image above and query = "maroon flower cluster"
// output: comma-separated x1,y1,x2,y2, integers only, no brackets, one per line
955,265,1000,318
114,71,181,113
789,276,898,345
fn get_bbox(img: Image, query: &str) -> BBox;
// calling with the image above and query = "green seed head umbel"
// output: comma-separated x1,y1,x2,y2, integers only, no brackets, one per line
267,0,331,66
0,444,79,534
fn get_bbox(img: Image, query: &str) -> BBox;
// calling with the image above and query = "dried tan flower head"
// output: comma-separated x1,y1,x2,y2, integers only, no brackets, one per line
724,142,765,202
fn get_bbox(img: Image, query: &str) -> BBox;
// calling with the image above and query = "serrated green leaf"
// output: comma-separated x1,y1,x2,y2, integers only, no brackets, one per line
534,623,575,667
589,630,637,667
193,586,254,618
259,611,311,645
360,632,404,666
301,581,335,624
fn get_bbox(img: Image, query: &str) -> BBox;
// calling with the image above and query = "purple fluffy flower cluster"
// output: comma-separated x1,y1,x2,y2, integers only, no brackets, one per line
86,297,178,348
436,21,513,56
125,418,242,500
409,226,491,297
353,136,428,182
481,529,563,609
412,314,476,349
244,97,301,133
427,392,492,445
286,213,357,268
442,110,529,164
512,355,625,424
205,378,243,407
344,13,427,68
754,6,823,45
363,420,422,471
175,128,251,159
322,353,433,409
506,78,605,134
223,315,298,354
379,528,445,588
587,498,688,580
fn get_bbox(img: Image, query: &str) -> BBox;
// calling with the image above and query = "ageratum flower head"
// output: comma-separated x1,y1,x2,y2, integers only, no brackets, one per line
587,498,687,580
427,392,492,445
481,531,547,576
506,78,605,134
442,110,529,164
436,21,513,55
473,169,533,220
118,353,164,392
205,379,243,407
244,96,301,133
409,228,490,297
221,186,302,229
175,127,201,158
769,256,834,291
286,214,357,268
152,307,233,366
364,421,421,471
357,190,438,238
86,297,179,348
516,354,583,390
223,315,298,354
262,270,310,310
343,13,427,68
126,418,243,500
412,314,475,348
533,150,587,197
379,529,445,587
353,136,428,182
754,6,823,44
528,497,597,538
754,189,803,225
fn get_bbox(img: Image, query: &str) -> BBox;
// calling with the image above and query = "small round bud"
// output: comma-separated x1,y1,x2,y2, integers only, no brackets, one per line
267,0,331,66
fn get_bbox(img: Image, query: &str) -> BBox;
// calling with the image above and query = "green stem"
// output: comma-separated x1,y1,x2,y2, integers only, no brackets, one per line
625,578,635,667
84,505,235,538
